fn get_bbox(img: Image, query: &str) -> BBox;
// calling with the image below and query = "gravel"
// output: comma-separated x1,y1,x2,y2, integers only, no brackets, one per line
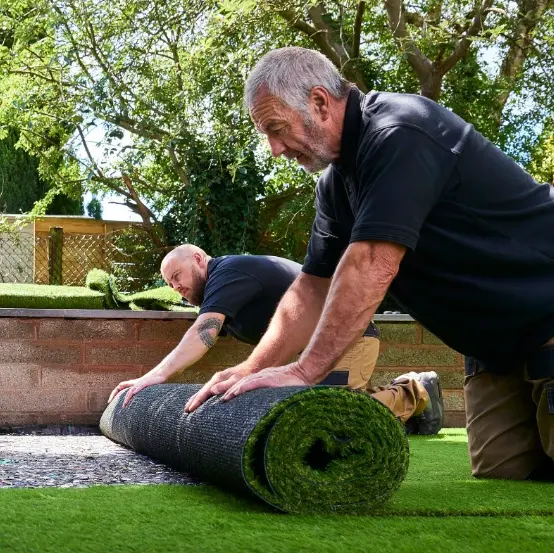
0,429,199,488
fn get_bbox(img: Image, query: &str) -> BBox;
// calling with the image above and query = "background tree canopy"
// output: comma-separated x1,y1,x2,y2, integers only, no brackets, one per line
0,0,553,265
0,128,82,215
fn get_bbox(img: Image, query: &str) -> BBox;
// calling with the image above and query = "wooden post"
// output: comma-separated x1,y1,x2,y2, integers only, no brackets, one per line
48,226,64,285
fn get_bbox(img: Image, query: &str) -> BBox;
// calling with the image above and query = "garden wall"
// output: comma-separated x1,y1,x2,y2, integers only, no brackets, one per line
0,311,465,428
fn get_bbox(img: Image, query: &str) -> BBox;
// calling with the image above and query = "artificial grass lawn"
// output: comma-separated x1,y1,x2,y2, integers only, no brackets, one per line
0,283,105,309
1,430,553,553
0,270,195,312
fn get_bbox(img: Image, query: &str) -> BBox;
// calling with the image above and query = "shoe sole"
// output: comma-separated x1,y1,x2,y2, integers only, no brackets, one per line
418,372,445,435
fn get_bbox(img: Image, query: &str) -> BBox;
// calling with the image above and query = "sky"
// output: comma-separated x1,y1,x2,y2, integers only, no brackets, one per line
76,124,143,222
83,191,142,222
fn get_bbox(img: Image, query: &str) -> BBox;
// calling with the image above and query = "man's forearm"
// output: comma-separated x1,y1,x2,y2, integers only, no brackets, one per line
145,317,222,380
148,339,206,380
297,241,405,383
246,272,330,370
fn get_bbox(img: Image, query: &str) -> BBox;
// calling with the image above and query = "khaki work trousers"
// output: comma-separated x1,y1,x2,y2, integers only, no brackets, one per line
465,359,554,480
329,336,428,423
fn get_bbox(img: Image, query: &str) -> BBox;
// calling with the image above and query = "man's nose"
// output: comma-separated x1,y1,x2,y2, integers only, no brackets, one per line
267,136,287,158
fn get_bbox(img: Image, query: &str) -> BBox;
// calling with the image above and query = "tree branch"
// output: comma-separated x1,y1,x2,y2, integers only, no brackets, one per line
166,146,190,186
9,69,73,87
404,11,425,27
278,9,342,67
384,0,433,82
279,5,369,90
491,0,554,127
352,1,366,59
76,125,106,180
308,4,351,61
103,114,169,141
120,175,164,248
439,0,495,75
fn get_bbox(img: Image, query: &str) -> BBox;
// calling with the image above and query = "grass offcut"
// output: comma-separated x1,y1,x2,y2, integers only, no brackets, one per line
0,430,552,553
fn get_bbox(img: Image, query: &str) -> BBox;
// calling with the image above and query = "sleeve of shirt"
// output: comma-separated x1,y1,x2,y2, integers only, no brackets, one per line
351,125,457,250
199,268,264,319
302,170,352,278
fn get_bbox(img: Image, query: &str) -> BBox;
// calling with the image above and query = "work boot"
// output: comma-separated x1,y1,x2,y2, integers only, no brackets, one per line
393,371,444,435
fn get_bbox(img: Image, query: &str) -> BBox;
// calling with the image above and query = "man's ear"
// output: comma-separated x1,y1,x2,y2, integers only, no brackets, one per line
194,252,206,268
309,86,331,121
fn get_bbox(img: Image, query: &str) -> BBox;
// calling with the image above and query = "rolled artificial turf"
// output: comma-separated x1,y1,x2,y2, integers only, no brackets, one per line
85,269,187,311
100,384,409,514
85,269,120,309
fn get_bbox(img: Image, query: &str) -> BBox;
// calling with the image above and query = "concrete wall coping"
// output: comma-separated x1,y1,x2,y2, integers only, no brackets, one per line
0,308,415,322
0,308,197,320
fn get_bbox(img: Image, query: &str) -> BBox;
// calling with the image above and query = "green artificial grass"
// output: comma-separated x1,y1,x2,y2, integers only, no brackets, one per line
85,268,188,311
382,429,554,516
1,431,553,553
242,387,409,513
85,269,120,309
0,270,195,312
0,283,105,309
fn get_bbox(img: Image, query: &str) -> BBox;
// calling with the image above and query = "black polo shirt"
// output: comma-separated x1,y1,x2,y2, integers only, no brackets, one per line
200,255,378,345
303,88,554,373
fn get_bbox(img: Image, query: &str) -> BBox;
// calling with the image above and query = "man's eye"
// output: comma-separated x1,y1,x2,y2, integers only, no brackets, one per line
268,125,284,134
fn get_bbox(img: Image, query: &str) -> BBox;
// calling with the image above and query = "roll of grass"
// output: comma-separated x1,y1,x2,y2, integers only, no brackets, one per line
100,384,409,514
85,269,186,311
85,269,120,309
0,283,105,309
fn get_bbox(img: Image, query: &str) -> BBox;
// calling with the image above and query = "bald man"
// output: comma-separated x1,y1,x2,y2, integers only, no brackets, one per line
109,245,443,434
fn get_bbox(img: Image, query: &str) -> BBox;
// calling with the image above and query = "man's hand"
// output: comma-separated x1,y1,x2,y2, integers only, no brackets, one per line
184,362,257,413
221,361,310,401
108,373,167,408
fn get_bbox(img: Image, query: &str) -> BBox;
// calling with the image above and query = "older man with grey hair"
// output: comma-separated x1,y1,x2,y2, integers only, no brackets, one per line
186,47,554,482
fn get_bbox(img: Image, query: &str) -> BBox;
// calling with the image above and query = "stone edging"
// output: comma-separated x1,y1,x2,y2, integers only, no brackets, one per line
0,308,414,322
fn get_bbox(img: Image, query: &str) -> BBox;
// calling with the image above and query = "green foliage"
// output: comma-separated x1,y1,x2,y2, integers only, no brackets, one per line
108,226,167,292
46,192,83,216
86,196,103,220
0,127,82,215
527,119,554,184
0,128,47,213
0,0,552,262
162,148,266,256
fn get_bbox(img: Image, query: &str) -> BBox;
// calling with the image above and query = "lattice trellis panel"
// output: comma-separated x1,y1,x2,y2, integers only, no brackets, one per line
1,229,161,290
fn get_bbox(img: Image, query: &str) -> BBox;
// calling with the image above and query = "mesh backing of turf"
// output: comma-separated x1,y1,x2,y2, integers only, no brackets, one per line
100,384,409,514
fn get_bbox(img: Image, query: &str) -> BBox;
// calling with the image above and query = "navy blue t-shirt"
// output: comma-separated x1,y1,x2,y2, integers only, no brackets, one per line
200,255,378,345
303,88,554,373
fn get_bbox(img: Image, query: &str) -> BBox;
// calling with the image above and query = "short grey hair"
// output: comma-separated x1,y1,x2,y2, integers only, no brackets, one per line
245,47,351,116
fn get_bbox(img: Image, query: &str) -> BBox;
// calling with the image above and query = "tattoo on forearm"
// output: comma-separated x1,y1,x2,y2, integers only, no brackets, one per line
197,318,222,348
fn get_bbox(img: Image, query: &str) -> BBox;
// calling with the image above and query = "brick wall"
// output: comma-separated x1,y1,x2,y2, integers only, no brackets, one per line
0,314,464,428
